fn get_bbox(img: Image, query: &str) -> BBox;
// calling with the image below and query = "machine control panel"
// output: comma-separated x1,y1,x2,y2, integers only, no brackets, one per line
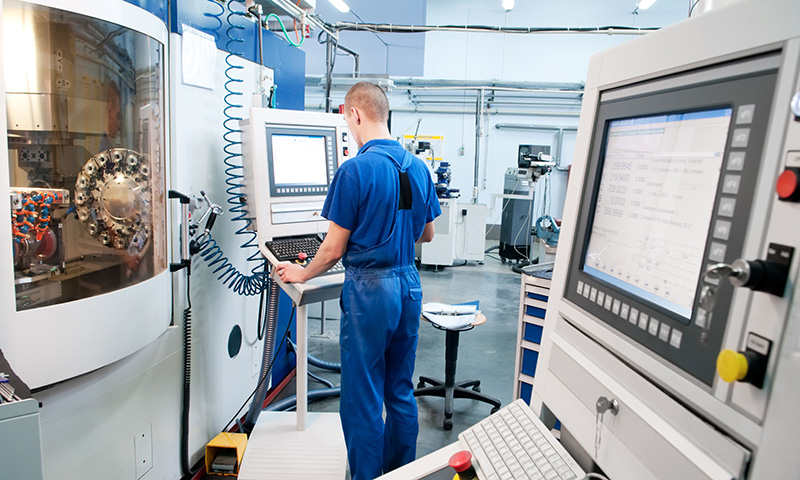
565,55,782,386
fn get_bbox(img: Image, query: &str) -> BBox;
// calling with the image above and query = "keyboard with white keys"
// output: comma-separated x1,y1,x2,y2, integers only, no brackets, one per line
459,399,585,480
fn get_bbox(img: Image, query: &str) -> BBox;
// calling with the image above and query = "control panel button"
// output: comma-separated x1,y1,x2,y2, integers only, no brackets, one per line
722,175,741,195
736,104,755,124
659,323,671,342
648,318,660,336
713,220,732,240
791,90,800,119
670,330,682,348
717,333,772,388
731,128,750,148
695,308,709,328
638,313,649,329
718,197,737,217
709,242,727,263
596,291,605,306
776,168,800,201
717,349,749,383
727,152,745,171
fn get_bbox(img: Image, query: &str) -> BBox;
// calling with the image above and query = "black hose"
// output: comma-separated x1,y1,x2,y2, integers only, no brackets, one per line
243,276,280,434
286,339,341,372
264,387,341,412
180,272,199,478
308,371,335,389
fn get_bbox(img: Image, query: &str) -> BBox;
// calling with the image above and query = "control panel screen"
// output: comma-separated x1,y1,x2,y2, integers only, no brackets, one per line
271,134,329,187
583,108,732,319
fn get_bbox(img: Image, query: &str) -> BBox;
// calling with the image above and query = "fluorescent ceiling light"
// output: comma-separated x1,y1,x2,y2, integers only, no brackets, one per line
637,0,657,10
328,0,350,13
502,0,515,11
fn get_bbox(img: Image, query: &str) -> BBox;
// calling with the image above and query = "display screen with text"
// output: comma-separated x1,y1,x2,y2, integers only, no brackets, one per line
583,108,732,319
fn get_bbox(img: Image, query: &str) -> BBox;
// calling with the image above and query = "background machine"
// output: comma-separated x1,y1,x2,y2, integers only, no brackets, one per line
405,135,489,267
499,145,556,265
534,1,800,478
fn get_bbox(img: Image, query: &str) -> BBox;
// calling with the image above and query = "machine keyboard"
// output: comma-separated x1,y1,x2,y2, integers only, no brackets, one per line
266,235,322,261
266,235,345,276
459,399,585,480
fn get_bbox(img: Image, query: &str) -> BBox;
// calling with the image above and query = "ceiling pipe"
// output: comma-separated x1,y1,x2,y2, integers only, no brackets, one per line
330,22,658,36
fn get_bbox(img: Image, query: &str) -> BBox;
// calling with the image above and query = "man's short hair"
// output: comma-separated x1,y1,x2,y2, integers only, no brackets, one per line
344,82,389,123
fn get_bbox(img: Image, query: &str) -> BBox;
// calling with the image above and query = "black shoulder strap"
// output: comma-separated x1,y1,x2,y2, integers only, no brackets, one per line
363,146,414,210
398,171,412,210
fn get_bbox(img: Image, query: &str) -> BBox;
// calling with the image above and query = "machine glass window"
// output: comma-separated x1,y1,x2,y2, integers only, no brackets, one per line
583,108,732,320
5,2,167,311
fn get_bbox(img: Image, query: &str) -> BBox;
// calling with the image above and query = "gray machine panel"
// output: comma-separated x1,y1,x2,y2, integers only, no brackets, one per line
565,54,780,386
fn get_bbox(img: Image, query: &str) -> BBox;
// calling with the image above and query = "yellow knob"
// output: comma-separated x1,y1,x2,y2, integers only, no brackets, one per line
717,349,749,383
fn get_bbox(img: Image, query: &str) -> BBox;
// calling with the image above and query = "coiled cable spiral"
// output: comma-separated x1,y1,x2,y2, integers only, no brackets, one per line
192,0,269,296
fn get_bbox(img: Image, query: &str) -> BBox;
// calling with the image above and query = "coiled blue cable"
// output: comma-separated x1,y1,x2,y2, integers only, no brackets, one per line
192,0,267,296
203,0,223,41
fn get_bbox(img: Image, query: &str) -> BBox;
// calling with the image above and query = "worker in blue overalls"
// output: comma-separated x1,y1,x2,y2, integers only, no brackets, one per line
276,81,441,479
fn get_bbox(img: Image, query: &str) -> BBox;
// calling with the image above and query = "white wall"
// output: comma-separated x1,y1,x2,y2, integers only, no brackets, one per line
303,0,426,76
307,0,688,224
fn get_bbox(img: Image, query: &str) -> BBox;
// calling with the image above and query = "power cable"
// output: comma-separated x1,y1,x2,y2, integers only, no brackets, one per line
222,305,296,433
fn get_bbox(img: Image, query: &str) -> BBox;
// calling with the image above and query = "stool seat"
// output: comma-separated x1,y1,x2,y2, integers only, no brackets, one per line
414,312,501,430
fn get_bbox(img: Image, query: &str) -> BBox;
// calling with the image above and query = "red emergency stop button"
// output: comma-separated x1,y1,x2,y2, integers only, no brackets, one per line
776,168,800,201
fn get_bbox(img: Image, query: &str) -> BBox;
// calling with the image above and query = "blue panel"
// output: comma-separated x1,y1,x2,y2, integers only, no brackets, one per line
523,323,543,344
171,0,250,53
519,382,532,405
123,0,168,24
521,349,539,377
526,305,547,318
272,290,298,384
262,29,305,111
171,0,305,111
527,292,549,302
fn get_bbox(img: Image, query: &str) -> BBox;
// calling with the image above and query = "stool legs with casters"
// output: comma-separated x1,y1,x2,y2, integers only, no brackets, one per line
414,327,501,430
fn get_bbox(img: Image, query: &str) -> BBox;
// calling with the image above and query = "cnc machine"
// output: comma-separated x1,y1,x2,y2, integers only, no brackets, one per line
534,0,800,478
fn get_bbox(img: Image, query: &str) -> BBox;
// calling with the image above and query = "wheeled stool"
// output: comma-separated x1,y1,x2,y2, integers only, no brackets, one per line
414,313,501,430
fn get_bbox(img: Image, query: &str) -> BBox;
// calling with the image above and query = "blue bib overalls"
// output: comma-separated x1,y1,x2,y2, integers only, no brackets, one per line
338,149,424,480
